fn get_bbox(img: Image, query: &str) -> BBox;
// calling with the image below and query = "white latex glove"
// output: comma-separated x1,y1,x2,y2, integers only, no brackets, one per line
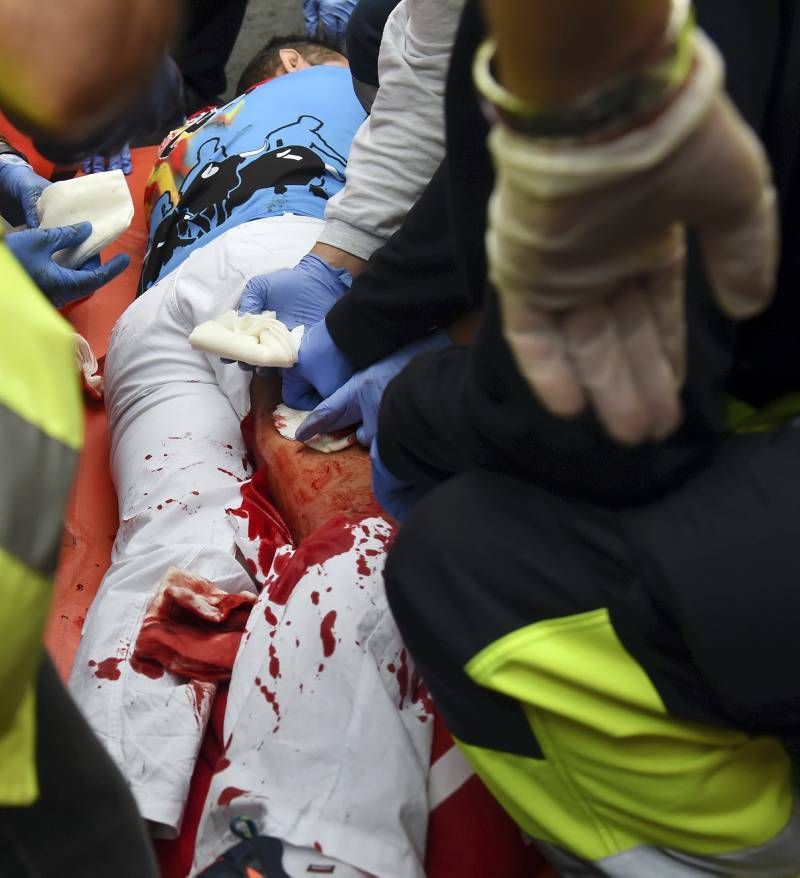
487,32,778,444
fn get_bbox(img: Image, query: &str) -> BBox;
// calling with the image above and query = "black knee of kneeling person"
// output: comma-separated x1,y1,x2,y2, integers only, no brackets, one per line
385,469,553,758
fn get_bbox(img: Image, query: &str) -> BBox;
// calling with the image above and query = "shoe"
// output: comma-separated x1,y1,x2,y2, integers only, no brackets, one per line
196,818,367,877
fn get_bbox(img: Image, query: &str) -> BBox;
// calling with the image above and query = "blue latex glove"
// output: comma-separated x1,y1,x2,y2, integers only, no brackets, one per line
0,158,50,228
296,331,451,446
303,0,357,45
239,254,352,330
370,438,422,523
81,145,133,176
282,320,356,411
5,222,130,307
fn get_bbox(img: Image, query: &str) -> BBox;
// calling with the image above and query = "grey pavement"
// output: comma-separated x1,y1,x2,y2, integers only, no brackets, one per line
224,0,305,101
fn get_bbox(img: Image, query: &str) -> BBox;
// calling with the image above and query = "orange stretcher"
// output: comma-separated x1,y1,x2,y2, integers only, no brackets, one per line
4,128,554,878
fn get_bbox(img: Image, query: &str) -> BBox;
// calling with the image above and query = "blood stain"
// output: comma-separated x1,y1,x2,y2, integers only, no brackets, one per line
218,786,248,806
92,657,123,681
75,582,85,592
145,454,152,460
397,649,409,708
310,591,320,606
356,555,370,577
268,644,280,679
320,611,337,658
267,517,357,606
191,490,200,496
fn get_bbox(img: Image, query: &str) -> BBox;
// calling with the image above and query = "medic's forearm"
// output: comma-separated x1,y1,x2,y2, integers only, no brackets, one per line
481,0,671,106
0,0,179,139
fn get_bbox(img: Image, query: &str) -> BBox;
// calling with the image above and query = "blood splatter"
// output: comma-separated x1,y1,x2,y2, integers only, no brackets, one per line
73,615,85,630
216,757,231,773
218,786,248,806
268,644,280,679
320,611,337,658
365,549,379,557
145,454,152,460
313,842,323,852
264,605,278,627
188,680,209,726
356,555,370,577
217,467,244,482
191,490,200,496
259,683,280,719
165,498,175,504
318,663,324,673
157,504,163,511
91,657,123,681
387,663,396,674
267,517,357,606
226,470,293,576
75,582,85,592
310,591,320,606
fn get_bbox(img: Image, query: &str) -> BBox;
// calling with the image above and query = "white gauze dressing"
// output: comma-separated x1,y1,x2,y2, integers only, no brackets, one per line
36,170,134,268
189,310,304,368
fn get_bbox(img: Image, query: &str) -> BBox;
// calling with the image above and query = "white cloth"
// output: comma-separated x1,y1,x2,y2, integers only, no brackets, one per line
69,216,431,876
318,0,464,260
192,517,431,878
189,310,304,368
35,170,134,267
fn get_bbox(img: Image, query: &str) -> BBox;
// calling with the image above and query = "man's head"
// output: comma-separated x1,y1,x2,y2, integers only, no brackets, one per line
237,35,348,94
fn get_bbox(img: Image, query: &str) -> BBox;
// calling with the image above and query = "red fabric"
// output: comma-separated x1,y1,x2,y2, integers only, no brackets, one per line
132,569,257,683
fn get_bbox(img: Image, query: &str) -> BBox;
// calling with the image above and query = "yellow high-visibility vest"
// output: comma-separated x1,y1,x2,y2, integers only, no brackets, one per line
0,240,82,805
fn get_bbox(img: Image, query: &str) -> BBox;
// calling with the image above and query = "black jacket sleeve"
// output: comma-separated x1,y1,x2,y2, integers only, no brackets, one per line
325,157,475,371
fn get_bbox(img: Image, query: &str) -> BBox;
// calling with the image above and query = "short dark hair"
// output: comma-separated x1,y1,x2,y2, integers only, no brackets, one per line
237,35,344,94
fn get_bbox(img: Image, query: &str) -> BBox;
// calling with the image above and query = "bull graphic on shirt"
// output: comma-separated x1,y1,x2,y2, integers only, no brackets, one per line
140,115,347,293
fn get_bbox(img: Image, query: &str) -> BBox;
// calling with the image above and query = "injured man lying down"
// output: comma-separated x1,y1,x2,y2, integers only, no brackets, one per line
68,37,434,878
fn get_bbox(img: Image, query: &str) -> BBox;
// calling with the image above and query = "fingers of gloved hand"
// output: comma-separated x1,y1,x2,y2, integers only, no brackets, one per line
501,298,586,419
63,252,130,296
239,275,270,315
91,154,107,174
120,145,133,175
296,380,360,442
303,0,319,36
282,370,323,411
645,255,687,386
609,285,682,441
561,290,681,445
43,221,93,254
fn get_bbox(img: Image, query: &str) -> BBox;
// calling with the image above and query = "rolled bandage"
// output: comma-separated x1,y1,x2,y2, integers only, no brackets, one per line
189,310,305,368
36,169,134,268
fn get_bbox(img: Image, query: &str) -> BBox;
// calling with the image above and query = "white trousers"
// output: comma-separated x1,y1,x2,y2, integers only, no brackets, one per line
68,216,431,878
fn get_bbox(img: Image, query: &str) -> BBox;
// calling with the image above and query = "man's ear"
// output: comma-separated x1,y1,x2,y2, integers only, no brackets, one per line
277,48,305,74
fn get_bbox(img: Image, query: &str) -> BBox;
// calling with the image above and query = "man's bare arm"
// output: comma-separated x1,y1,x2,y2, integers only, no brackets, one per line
481,0,670,106
0,0,179,138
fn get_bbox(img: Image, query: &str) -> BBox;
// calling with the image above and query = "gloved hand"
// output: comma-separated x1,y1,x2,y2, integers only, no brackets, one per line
303,0,357,45
487,32,778,445
239,254,353,330
296,331,451,446
370,438,421,523
0,158,50,228
5,222,130,307
81,145,133,176
281,320,356,411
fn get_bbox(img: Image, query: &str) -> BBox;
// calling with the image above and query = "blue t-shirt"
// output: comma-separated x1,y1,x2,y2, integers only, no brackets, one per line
140,65,366,292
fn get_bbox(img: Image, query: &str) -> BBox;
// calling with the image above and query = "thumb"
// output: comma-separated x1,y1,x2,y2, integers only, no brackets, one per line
43,222,92,254
700,184,779,320
296,379,358,441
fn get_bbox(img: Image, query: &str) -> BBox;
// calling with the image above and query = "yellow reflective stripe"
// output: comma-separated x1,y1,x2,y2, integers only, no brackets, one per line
726,393,800,435
0,546,50,806
0,243,83,450
464,609,793,860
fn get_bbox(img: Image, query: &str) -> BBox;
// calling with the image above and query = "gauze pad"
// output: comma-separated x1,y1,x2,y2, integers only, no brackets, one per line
189,310,304,368
36,169,134,268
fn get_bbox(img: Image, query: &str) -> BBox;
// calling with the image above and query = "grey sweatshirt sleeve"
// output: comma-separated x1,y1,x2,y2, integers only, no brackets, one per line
316,0,464,260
